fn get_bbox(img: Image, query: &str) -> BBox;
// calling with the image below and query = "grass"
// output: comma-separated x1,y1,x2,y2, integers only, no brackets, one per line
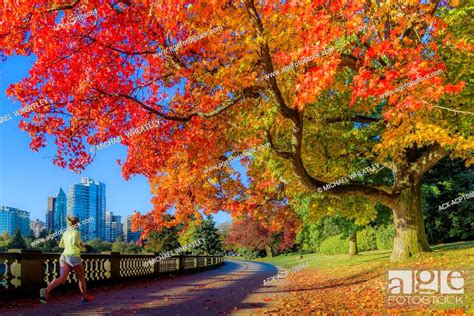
244,241,473,313
252,249,391,271
252,240,473,271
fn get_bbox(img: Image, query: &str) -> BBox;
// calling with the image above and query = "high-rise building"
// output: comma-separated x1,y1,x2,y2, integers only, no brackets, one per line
30,219,46,237
105,211,113,242
67,177,106,241
46,196,55,232
105,211,123,242
53,188,67,233
124,215,140,243
0,206,31,237
112,215,122,241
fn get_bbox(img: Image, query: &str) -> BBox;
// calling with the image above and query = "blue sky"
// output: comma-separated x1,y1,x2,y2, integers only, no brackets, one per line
0,56,232,226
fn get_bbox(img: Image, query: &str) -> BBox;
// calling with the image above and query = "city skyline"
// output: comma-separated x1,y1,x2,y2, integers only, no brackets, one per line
0,56,232,230
2,177,130,242
2,174,232,242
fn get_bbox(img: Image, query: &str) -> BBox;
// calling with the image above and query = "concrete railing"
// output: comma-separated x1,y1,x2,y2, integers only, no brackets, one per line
0,250,224,294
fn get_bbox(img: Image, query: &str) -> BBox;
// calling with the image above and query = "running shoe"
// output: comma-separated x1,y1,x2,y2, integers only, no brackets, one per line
39,288,47,304
82,294,95,302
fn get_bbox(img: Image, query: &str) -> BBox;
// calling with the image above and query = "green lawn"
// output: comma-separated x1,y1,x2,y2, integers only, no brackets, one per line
249,240,474,271
252,249,391,270
239,241,473,312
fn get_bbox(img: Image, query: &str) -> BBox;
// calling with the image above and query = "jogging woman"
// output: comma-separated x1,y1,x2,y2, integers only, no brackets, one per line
40,216,94,303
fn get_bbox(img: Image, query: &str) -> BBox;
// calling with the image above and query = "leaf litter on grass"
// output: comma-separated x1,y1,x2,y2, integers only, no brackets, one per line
266,247,473,315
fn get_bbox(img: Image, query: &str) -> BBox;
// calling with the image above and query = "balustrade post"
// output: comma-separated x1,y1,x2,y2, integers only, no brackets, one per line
152,253,160,275
11,249,43,290
179,254,185,272
109,252,121,280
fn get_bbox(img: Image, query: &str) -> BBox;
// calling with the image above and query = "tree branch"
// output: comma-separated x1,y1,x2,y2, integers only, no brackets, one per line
322,115,381,124
96,87,261,122
243,0,298,123
408,144,450,180
47,0,81,12
265,130,292,160
339,54,360,72
268,109,397,207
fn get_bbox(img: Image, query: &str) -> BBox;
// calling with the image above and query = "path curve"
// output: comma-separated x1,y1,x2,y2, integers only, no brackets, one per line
0,260,290,315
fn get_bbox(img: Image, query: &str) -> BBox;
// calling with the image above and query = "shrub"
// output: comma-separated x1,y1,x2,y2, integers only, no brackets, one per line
296,216,355,253
237,247,261,259
376,224,395,250
357,227,378,252
319,234,348,255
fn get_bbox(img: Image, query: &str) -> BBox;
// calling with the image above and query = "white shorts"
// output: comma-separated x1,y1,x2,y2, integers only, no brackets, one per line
60,254,82,267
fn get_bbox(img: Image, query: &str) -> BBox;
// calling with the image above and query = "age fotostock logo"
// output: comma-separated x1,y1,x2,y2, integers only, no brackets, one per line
387,270,465,306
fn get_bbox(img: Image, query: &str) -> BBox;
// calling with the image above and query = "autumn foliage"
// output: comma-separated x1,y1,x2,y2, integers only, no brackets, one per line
1,1,472,260
226,215,297,256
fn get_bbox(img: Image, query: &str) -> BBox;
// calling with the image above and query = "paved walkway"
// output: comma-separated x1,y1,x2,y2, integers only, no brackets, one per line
0,260,289,315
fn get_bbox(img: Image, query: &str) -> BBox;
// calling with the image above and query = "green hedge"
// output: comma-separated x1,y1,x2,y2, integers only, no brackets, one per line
319,234,348,255
376,224,395,250
237,247,261,259
317,224,395,255
357,227,378,252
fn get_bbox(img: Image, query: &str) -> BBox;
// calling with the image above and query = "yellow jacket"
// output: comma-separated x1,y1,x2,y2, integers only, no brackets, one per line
59,227,86,256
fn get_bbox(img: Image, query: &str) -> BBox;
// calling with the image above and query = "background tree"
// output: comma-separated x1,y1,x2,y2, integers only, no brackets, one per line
111,236,142,254
142,214,182,253
217,222,233,254
44,230,60,251
9,229,26,249
0,232,10,251
228,172,300,256
289,189,378,255
178,222,197,248
112,236,125,253
30,230,59,251
37,230,48,240
296,216,358,255
86,238,112,253
125,243,142,254
421,158,474,243
1,0,471,262
0,232,9,241
225,215,297,258
226,217,272,258
143,228,181,253
193,216,223,256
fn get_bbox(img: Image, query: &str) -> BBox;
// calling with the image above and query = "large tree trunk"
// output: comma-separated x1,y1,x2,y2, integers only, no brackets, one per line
349,232,358,255
265,244,273,258
390,183,431,261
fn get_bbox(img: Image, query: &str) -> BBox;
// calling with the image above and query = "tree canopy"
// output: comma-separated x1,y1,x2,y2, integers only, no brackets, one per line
1,0,472,261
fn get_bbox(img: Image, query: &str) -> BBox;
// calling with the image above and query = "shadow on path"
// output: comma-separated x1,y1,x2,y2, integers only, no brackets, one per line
0,260,287,316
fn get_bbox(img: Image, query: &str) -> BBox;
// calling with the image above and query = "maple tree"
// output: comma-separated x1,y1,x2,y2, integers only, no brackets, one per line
1,0,472,261
226,215,296,257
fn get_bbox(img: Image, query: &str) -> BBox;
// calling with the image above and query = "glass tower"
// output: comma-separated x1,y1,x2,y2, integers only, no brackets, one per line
105,210,113,242
105,211,123,242
53,188,67,234
112,215,122,241
46,196,55,232
67,177,106,241
0,206,31,237
124,215,141,243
